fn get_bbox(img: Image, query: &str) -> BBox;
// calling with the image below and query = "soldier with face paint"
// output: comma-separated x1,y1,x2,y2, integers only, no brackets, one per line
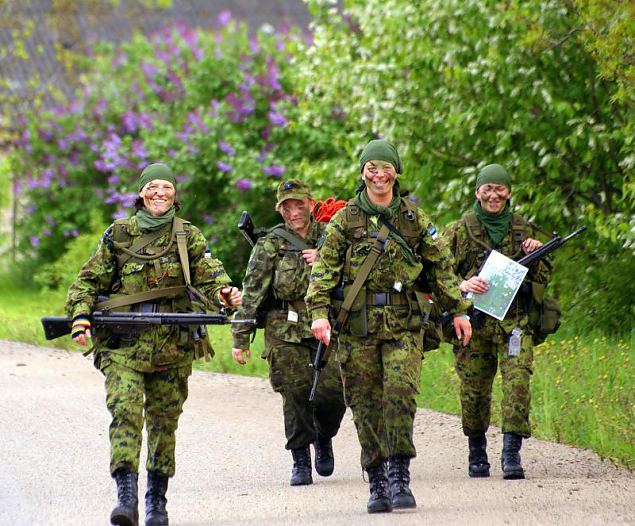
66,163,241,526
444,163,552,481
306,140,472,514
232,179,346,487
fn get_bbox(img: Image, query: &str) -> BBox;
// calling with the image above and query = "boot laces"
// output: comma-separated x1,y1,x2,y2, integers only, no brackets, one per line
116,472,136,502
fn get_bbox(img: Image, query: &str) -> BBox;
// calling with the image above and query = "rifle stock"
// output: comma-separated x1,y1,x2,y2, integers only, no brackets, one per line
41,312,256,341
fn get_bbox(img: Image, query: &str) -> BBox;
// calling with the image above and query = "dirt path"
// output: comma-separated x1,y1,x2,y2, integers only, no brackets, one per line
1,341,633,526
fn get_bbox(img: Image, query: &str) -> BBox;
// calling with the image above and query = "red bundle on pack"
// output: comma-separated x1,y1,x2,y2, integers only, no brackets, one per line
312,197,347,223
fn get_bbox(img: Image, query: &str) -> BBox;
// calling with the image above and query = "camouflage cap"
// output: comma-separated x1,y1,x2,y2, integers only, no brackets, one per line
276,179,312,208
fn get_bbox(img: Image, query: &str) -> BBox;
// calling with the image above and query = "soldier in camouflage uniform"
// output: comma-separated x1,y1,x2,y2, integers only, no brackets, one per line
67,163,241,526
444,164,551,480
232,179,346,487
306,140,472,514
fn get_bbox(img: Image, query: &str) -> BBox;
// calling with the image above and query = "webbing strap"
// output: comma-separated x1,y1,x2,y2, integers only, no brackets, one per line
271,227,312,250
115,220,174,269
95,286,187,310
334,223,390,332
174,218,216,311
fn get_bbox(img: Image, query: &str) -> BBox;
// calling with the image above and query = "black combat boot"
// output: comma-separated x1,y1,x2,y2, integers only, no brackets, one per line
314,436,335,477
290,447,313,486
387,456,417,509
111,468,139,526
501,432,525,480
468,435,490,478
145,470,169,526
366,463,392,514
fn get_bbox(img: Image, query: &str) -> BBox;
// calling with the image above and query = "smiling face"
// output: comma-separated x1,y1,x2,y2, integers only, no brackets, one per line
362,160,397,203
139,179,176,216
278,197,312,234
475,183,511,215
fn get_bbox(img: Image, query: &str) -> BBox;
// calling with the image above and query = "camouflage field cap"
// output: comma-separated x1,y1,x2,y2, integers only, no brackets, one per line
276,179,312,208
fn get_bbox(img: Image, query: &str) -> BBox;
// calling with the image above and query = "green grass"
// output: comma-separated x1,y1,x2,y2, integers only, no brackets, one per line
1,275,632,468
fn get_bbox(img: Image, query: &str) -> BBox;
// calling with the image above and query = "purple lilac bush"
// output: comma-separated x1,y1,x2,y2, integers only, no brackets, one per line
10,13,353,276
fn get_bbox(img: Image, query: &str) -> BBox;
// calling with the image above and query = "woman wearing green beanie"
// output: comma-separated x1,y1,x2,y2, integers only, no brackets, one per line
444,163,552,481
307,139,472,514
66,162,241,526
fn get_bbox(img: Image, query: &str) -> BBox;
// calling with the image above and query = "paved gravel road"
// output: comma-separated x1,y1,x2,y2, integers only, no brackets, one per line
1,341,633,526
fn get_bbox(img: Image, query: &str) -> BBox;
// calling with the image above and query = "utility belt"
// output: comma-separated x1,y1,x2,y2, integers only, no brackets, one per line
331,286,410,306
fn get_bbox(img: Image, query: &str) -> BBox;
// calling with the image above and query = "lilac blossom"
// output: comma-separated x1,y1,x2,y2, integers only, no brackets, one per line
142,62,158,77
132,139,148,160
43,227,52,237
267,110,288,127
121,110,139,133
258,143,274,163
263,165,285,178
218,10,232,27
217,161,232,173
235,178,253,191
30,236,40,248
219,140,236,156
202,214,214,225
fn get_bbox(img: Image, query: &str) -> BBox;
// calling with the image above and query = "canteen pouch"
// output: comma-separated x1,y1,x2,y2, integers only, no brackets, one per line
338,285,368,337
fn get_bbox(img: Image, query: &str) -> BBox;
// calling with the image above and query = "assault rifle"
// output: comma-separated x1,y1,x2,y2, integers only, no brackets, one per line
463,225,587,328
515,226,586,267
238,211,258,247
309,323,341,402
41,312,256,341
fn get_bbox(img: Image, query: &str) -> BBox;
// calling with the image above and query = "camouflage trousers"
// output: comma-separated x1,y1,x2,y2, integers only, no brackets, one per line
338,331,422,469
454,330,534,438
265,335,346,450
104,361,190,477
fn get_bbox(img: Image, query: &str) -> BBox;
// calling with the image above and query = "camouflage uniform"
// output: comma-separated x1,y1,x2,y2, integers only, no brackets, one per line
445,211,552,438
305,200,470,469
66,214,231,476
232,220,346,450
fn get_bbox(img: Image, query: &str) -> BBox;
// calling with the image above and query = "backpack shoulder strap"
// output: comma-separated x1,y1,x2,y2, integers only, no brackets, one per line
462,211,491,251
270,225,312,250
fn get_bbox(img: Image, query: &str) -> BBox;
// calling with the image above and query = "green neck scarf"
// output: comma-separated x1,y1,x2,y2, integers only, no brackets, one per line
355,188,401,218
354,189,416,265
135,207,176,232
473,200,510,247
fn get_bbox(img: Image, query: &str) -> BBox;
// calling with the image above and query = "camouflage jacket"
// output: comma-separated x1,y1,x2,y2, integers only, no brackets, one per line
444,209,552,335
305,198,470,338
66,215,231,372
232,220,324,350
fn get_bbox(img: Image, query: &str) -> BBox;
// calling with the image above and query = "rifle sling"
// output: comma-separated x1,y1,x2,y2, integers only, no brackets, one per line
318,223,389,365
270,227,312,250
95,286,187,310
334,223,390,332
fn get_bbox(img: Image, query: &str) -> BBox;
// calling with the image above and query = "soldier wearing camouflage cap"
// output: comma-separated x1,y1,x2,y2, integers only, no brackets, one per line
443,163,552,480
306,140,472,514
232,178,346,487
66,163,241,526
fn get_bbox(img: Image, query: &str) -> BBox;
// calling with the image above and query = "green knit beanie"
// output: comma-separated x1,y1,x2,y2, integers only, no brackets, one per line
137,163,177,192
475,164,512,191
359,139,402,174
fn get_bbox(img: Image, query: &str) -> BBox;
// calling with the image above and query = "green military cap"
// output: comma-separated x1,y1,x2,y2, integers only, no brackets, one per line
137,163,177,192
276,179,312,208
359,139,402,174
475,164,512,191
